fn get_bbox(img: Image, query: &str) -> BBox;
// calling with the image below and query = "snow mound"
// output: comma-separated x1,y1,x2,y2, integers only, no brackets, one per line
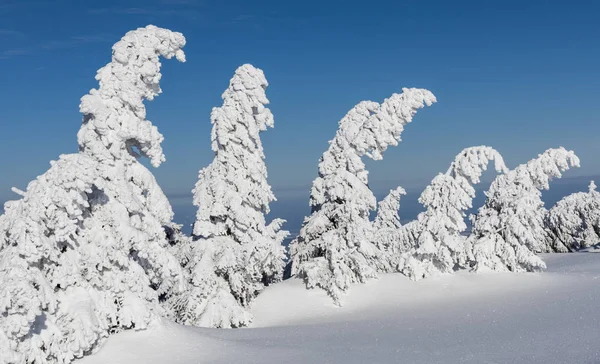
79,253,600,364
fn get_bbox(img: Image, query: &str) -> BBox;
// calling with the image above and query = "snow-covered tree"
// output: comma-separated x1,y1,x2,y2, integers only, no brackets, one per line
372,187,409,272
400,146,508,280
468,147,580,272
0,25,186,364
169,64,288,328
374,187,406,231
76,24,187,328
288,88,436,304
0,155,99,364
545,181,600,252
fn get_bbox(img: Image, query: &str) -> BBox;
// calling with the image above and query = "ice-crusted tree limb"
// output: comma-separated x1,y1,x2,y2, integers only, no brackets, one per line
468,147,580,272
545,181,600,252
169,64,288,328
0,25,186,364
399,146,508,280
288,88,436,304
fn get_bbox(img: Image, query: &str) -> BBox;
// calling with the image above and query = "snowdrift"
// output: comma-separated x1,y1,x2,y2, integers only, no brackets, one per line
79,253,600,364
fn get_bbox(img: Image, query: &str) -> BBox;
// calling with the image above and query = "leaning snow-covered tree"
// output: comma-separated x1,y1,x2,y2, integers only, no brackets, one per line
168,64,288,328
400,146,508,280
288,88,436,304
468,147,580,272
545,181,600,252
0,25,186,364
77,24,186,330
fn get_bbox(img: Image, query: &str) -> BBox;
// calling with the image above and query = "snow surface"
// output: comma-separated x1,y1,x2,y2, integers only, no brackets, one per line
79,253,600,364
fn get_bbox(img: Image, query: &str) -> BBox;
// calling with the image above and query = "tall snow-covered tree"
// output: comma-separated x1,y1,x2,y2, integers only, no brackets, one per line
77,24,187,326
400,146,508,280
545,181,600,252
288,88,436,304
0,25,186,364
468,147,580,272
169,64,288,328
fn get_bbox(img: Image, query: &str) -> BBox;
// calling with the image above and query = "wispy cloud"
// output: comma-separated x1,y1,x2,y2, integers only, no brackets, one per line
0,0,53,13
154,0,203,5
0,33,114,60
87,0,206,19
41,34,114,50
89,7,156,15
88,6,196,17
120,7,156,15
0,29,25,38
0,48,31,59
229,14,255,23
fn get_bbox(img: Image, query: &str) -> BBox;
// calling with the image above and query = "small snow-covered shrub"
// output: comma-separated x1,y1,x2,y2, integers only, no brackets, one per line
545,181,600,252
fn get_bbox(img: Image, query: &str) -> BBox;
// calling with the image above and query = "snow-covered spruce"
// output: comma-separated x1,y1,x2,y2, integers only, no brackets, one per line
545,181,600,252
168,64,288,328
399,146,508,280
0,25,186,364
468,147,580,272
0,155,99,364
372,186,409,272
374,187,406,231
288,88,436,304
78,24,186,329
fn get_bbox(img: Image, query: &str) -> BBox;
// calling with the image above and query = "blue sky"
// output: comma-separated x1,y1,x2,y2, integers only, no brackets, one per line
0,0,599,231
